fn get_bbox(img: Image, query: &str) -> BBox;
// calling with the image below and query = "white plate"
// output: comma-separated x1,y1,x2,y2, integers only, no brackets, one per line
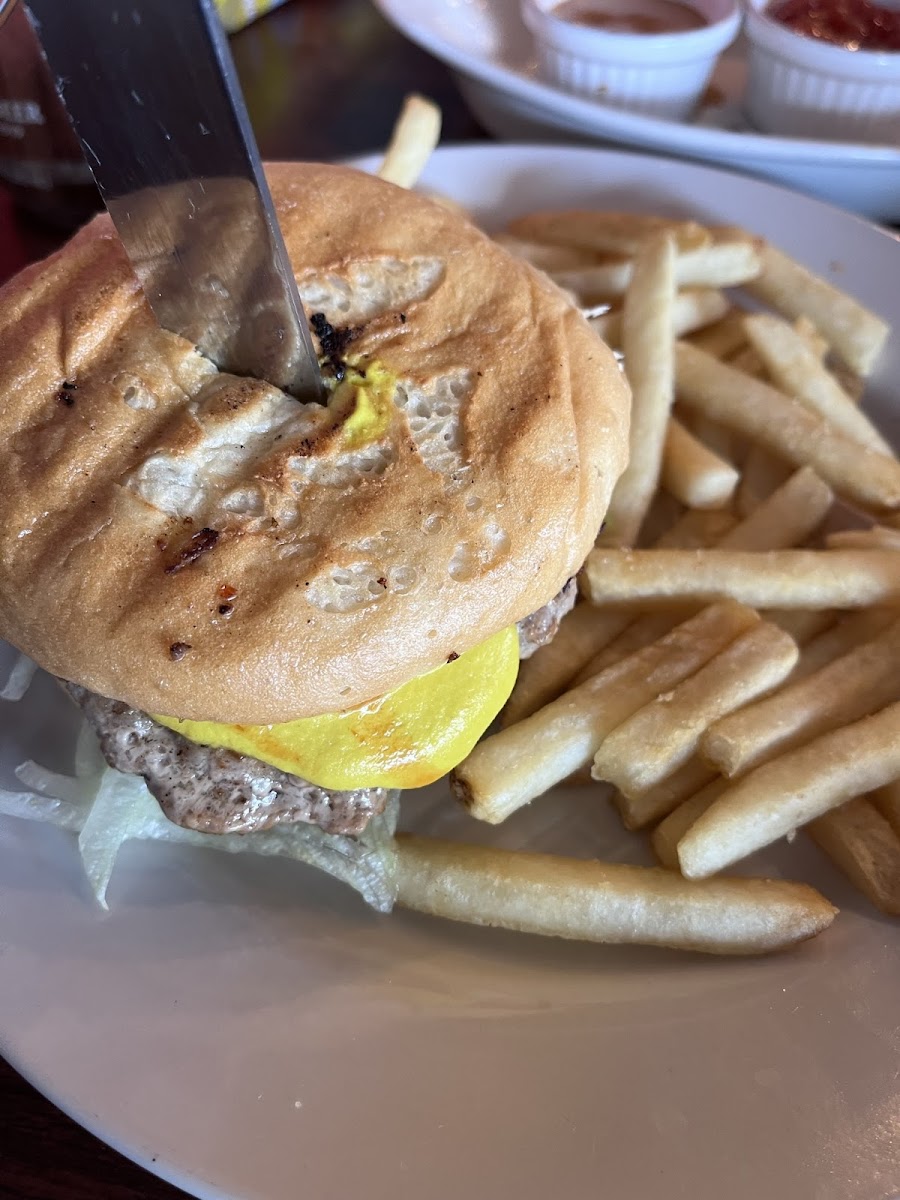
374,0,900,222
2,145,900,1200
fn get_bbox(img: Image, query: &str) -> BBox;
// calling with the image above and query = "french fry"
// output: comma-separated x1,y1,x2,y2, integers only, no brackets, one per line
808,798,900,916
504,457,749,729
572,609,696,687
452,602,759,824
702,618,900,777
573,508,736,689
518,426,727,720
726,338,794,516
501,604,633,726
637,488,685,546
506,210,710,256
376,93,441,189
678,701,900,878
581,548,900,610
735,447,792,517
575,469,831,688
794,315,828,360
726,339,792,515
679,236,761,288
786,607,896,682
571,506,737,695
744,313,893,455
400,192,900,951
744,242,889,376
657,287,729,339
652,779,728,869
631,617,877,836
555,240,760,303
826,525,900,551
593,621,798,795
831,361,866,403
719,467,833,551
728,345,767,378
873,780,900,839
687,412,740,465
616,756,718,831
687,309,747,359
597,233,677,546
590,288,728,349
675,342,900,513
493,235,595,273
653,506,735,548
394,834,836,955
662,418,739,509
764,608,835,646
735,453,789,517
552,259,632,301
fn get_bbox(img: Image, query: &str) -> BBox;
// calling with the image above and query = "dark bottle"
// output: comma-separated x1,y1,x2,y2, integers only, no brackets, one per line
0,0,99,230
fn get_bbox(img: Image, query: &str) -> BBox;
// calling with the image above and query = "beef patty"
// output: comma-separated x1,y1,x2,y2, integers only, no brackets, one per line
517,578,576,658
66,683,388,836
68,584,576,836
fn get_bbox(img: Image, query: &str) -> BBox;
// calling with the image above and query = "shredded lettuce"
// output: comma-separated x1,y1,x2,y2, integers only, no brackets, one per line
1,718,400,912
0,652,37,701
0,784,88,831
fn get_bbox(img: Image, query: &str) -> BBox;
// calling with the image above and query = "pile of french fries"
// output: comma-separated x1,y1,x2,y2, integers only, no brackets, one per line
381,96,898,957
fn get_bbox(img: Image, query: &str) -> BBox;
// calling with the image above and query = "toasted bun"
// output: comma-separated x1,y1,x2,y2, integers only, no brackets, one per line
0,163,628,723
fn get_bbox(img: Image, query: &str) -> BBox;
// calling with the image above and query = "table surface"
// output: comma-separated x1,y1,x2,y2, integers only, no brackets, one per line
0,1,484,1197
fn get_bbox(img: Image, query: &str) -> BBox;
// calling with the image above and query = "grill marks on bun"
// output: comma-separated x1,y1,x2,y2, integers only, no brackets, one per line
124,254,458,532
297,255,444,327
0,164,629,724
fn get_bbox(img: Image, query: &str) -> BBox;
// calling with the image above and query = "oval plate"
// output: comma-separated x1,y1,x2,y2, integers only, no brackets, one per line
1,145,899,1200
373,0,900,221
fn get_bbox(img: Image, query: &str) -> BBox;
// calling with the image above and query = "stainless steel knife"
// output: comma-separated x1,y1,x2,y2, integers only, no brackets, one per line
24,0,324,403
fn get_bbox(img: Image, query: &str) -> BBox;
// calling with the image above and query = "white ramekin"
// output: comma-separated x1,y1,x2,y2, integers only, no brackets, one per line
744,0,900,143
520,0,741,120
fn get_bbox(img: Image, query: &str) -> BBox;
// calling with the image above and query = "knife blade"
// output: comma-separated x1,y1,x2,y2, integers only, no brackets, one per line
24,0,324,403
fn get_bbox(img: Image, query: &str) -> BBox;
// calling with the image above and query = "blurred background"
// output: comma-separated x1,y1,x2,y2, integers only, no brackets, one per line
0,0,486,286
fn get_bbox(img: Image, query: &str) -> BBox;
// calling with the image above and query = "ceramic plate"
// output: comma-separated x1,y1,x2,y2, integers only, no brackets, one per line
373,0,900,222
1,145,899,1200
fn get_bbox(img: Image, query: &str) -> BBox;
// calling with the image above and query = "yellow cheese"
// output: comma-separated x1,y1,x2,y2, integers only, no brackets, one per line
338,361,396,449
156,625,519,790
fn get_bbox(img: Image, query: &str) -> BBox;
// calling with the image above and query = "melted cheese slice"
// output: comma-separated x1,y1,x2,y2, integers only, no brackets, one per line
155,625,519,790
338,361,396,447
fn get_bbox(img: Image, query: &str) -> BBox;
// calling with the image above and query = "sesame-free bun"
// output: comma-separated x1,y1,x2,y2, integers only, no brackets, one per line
0,163,628,723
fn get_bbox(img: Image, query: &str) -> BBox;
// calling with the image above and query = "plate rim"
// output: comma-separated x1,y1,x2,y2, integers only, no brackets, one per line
2,140,899,1200
353,140,900,244
373,0,900,166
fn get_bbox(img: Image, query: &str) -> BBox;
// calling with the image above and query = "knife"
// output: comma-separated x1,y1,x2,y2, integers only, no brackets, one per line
24,0,324,404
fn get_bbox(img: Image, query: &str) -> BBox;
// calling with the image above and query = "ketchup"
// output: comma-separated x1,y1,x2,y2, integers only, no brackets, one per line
767,0,900,51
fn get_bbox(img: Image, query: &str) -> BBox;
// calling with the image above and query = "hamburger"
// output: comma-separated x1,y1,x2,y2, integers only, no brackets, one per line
0,162,629,858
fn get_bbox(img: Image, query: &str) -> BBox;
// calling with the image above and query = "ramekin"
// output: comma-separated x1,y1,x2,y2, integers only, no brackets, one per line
744,0,900,143
520,0,741,121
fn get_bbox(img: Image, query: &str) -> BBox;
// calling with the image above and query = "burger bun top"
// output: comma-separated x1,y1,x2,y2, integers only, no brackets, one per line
0,163,629,723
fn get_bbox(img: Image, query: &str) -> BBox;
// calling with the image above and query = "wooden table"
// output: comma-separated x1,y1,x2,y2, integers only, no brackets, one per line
0,2,484,1196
